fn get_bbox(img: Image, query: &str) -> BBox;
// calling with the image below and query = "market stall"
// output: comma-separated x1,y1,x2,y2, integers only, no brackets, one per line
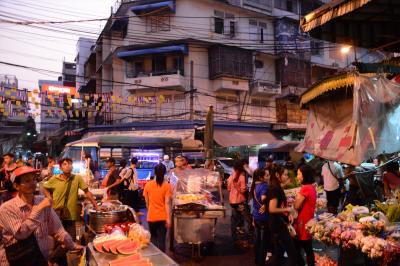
169,168,225,257
82,201,178,266
306,196,400,266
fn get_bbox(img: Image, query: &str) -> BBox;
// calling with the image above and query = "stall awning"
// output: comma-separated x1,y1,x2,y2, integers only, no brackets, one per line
110,16,128,31
131,1,175,14
301,73,356,107
117,44,188,59
259,141,300,153
214,129,278,147
301,0,400,52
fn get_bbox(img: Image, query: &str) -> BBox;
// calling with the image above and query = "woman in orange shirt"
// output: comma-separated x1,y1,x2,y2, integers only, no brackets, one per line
143,164,171,252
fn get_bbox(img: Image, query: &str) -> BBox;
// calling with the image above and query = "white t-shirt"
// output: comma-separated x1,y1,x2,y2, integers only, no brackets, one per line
321,161,344,191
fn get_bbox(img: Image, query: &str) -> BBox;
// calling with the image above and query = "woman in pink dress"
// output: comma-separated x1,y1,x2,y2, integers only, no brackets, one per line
294,164,317,266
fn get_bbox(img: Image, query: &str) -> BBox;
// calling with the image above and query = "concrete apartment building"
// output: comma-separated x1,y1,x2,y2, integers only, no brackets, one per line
82,0,280,128
76,38,96,91
79,0,384,140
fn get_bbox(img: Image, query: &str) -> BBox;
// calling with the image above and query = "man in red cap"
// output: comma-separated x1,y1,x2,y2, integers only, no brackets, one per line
0,166,83,266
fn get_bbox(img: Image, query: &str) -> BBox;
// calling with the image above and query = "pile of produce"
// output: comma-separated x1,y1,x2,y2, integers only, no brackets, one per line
108,253,152,266
128,223,151,246
93,224,151,256
306,204,400,263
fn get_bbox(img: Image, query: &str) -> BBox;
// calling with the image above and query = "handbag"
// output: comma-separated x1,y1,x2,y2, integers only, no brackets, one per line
5,233,47,266
55,176,73,220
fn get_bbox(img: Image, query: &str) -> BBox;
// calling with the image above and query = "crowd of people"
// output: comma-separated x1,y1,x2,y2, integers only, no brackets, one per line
0,151,399,266
227,156,400,266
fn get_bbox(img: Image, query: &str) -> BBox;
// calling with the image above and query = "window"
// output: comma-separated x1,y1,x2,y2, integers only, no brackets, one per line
214,17,224,34
146,15,170,33
213,10,236,37
274,0,298,14
311,40,323,56
172,55,184,75
126,60,145,78
249,20,267,43
152,55,167,74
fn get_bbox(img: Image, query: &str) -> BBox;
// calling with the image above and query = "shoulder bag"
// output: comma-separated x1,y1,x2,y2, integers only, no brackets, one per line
5,233,47,266
55,176,73,220
327,162,344,191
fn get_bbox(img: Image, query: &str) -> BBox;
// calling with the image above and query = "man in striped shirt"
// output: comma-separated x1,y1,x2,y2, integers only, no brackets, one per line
0,166,82,266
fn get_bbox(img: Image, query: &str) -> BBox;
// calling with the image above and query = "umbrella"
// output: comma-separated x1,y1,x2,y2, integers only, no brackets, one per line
204,105,214,160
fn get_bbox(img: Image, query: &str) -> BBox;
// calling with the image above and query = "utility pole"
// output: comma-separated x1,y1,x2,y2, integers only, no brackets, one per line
189,60,194,121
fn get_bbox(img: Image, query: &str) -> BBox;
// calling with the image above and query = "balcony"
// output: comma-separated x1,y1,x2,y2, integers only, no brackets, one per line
251,80,281,96
126,70,187,91
213,77,249,92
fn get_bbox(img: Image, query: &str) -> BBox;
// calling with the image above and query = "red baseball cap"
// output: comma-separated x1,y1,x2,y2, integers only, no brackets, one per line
10,166,40,183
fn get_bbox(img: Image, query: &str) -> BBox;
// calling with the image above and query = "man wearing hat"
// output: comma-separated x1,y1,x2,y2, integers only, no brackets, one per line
161,155,174,173
0,166,83,266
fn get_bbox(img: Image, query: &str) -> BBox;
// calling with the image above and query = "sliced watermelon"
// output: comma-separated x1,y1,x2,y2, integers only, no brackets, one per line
117,240,140,255
110,239,132,254
94,241,105,253
108,253,141,266
102,239,120,253
110,259,150,266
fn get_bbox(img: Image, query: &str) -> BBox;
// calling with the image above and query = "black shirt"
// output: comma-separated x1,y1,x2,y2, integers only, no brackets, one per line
106,169,121,195
266,184,288,233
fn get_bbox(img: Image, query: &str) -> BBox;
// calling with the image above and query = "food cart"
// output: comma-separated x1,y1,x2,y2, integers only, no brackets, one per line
83,201,178,266
169,169,225,258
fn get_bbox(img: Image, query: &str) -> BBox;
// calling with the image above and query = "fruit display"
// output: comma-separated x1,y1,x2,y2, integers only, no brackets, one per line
128,224,151,246
108,253,152,266
93,227,148,256
104,222,134,234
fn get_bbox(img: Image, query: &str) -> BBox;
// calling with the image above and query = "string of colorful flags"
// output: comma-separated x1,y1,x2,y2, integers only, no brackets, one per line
0,86,171,119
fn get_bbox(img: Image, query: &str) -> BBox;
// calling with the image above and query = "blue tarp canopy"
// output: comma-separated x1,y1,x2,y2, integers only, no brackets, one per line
110,16,128,31
117,44,188,59
131,1,175,14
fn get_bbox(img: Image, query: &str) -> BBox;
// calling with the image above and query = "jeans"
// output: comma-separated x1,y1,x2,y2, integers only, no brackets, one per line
294,239,315,266
254,220,271,266
49,220,76,266
148,221,167,252
230,203,252,241
269,222,297,266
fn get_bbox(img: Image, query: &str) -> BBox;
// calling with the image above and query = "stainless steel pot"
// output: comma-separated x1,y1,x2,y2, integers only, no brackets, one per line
87,202,137,234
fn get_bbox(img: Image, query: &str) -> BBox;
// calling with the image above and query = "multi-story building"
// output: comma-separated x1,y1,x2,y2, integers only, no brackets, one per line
0,74,29,153
62,62,77,87
83,0,278,127
79,0,384,147
271,0,385,130
76,38,96,91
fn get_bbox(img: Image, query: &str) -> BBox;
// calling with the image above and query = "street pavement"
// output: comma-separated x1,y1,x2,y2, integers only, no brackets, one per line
139,189,340,266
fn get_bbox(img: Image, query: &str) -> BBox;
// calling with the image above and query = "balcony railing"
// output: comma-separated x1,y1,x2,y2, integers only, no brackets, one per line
251,80,281,95
126,69,183,79
126,70,187,91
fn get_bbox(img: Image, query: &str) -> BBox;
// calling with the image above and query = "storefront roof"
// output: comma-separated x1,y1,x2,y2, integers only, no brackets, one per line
301,0,400,52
